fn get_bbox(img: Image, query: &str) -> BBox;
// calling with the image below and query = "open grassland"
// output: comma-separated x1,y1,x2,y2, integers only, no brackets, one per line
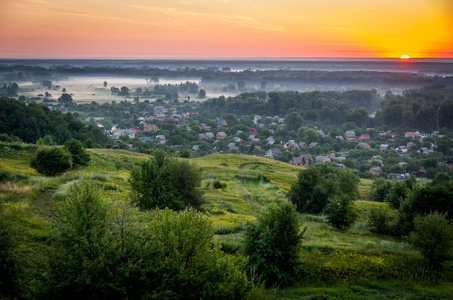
1,142,452,299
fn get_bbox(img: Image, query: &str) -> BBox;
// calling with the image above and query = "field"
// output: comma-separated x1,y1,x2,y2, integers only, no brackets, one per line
1,142,452,299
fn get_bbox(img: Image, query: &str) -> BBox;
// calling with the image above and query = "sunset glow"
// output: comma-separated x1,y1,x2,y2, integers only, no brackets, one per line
400,55,411,59
0,0,452,58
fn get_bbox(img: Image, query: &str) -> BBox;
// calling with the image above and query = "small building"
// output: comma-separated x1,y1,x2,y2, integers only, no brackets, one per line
216,132,227,139
358,142,371,149
358,134,370,140
369,167,383,175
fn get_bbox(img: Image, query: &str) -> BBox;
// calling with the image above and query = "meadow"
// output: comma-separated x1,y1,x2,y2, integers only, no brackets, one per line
1,142,452,299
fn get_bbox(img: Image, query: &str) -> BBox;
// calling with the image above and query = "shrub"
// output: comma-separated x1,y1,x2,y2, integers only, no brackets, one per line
129,149,203,210
409,211,453,265
289,164,359,214
30,146,72,176
213,180,224,189
64,139,90,166
242,201,305,287
367,205,394,235
324,196,358,230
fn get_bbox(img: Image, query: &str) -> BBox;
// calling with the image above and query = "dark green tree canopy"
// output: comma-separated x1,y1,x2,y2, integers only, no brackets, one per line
129,150,203,210
288,163,359,214
64,139,91,166
30,146,73,176
242,201,305,287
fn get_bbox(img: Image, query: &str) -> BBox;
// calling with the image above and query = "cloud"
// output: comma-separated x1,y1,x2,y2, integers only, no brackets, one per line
7,0,132,23
218,15,286,33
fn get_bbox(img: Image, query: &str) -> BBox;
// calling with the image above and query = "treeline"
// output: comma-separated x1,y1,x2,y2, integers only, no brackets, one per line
200,89,380,120
376,86,453,131
0,97,109,146
2,64,453,87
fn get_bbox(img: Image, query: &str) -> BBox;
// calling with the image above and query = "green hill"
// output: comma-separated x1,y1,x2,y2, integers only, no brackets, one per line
1,142,452,299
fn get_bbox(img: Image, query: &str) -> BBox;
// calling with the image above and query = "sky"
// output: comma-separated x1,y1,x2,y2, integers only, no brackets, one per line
1,0,452,59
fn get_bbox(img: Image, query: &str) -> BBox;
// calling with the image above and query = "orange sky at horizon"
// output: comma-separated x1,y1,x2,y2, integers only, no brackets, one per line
1,0,452,59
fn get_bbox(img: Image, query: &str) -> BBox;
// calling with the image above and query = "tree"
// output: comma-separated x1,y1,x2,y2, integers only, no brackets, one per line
410,212,453,266
36,135,55,146
288,164,359,214
149,208,251,299
198,89,206,98
129,150,203,210
284,112,303,132
64,139,90,166
58,93,73,105
30,146,73,176
103,81,108,87
242,202,304,287
324,195,358,230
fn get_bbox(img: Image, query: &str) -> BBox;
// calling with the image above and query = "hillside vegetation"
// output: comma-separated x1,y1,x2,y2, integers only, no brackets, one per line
1,142,453,299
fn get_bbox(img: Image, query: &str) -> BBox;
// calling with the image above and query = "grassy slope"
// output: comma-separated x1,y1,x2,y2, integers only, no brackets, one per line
1,143,452,299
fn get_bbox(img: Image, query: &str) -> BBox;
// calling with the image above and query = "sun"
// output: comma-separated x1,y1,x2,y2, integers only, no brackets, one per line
400,55,410,59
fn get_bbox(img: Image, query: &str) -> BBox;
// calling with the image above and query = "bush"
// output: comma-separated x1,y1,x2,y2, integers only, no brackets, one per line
64,139,90,166
289,164,359,214
367,205,394,235
129,149,203,210
409,212,453,265
242,201,305,287
213,180,226,189
324,196,358,230
30,146,72,176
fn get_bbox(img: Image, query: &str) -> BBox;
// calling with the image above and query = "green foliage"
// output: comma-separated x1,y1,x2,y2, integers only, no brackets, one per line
370,178,392,202
64,139,90,166
0,210,23,299
385,180,410,209
36,135,55,145
213,179,226,189
0,97,109,145
288,164,359,214
396,183,453,236
149,208,252,299
242,201,305,287
410,212,453,265
366,205,394,235
325,195,358,230
30,146,73,176
129,149,203,210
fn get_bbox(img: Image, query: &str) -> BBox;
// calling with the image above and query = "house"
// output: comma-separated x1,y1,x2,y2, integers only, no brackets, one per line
235,130,243,135
198,133,206,140
335,136,345,141
299,142,307,148
212,140,220,148
345,130,356,142
315,155,331,163
369,167,383,175
216,132,227,139
129,126,141,132
267,147,282,156
380,144,389,151
405,131,420,139
156,135,166,144
358,142,371,149
233,136,243,143
227,143,238,150
309,142,319,147
406,142,415,149
248,127,258,135
205,132,215,139
316,130,326,138
418,166,426,173
266,137,275,145
143,124,159,131
358,134,370,140
290,156,309,167
431,131,440,137
216,118,227,129
395,146,408,153
155,113,166,121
